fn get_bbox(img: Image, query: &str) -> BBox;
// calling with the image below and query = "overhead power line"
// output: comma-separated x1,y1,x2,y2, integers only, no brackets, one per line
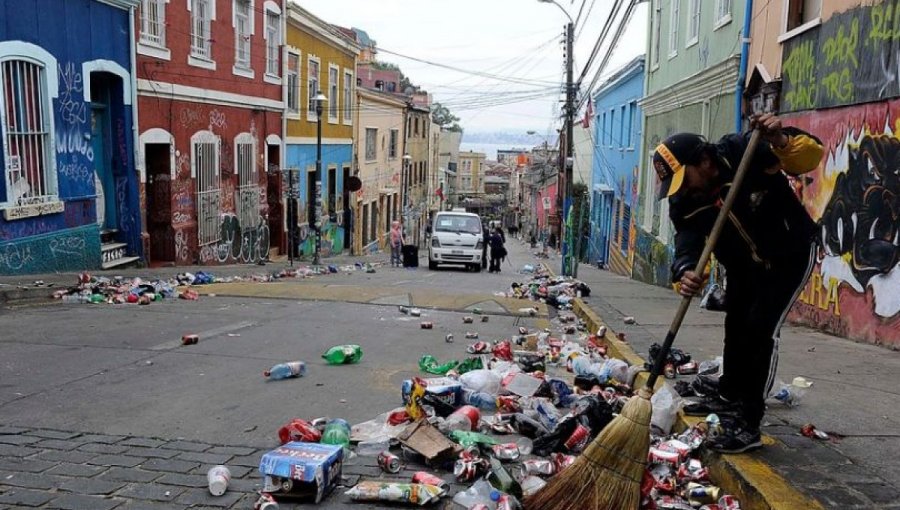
376,47,560,87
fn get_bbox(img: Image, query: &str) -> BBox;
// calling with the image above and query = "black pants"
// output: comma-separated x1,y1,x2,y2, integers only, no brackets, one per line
718,244,815,429
489,256,502,272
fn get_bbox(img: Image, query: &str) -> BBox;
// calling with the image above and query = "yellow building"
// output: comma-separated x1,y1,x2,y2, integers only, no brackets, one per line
458,151,486,195
404,104,430,246
284,4,359,256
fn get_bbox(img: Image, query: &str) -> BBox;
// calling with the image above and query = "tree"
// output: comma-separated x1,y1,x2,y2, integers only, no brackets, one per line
431,102,463,132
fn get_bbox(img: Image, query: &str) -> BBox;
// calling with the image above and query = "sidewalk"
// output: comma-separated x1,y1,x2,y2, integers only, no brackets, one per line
567,253,900,509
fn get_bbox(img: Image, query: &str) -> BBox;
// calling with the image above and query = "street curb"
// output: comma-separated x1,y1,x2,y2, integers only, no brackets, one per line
0,286,55,307
571,297,826,510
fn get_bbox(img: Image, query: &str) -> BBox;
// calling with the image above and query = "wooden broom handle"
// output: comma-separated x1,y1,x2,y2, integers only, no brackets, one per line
646,130,762,390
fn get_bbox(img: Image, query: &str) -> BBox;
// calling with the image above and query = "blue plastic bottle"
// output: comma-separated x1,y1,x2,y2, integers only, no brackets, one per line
463,390,498,411
264,361,306,380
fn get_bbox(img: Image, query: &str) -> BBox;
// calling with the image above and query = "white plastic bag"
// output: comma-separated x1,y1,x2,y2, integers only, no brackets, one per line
650,384,683,435
459,369,501,394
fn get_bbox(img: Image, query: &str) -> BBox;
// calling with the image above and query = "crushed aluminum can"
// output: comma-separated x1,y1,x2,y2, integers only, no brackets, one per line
656,495,694,510
717,495,742,509
463,316,474,324
563,424,591,453
453,458,482,482
467,341,489,353
182,334,199,345
664,363,677,379
800,423,830,440
491,443,520,461
481,315,489,322
550,452,576,472
398,306,410,314
684,482,721,504
657,439,691,462
254,492,278,510
377,451,402,474
445,334,454,343
564,325,576,334
465,331,479,339
411,471,449,495
518,326,528,335
522,459,556,476
409,308,422,317
677,459,709,482
420,321,433,329
648,447,681,468
677,361,699,375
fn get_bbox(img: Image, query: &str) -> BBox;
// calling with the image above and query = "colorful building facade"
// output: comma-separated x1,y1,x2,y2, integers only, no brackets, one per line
284,4,358,257
1,0,142,275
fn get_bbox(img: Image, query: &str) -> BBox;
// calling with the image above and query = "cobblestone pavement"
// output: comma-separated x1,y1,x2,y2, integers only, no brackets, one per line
0,425,470,509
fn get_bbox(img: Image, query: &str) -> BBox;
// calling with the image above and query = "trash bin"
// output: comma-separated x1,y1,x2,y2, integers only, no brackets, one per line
402,244,419,268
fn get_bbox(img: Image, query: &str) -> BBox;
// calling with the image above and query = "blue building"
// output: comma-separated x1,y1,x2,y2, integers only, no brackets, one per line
0,0,142,275
589,56,644,276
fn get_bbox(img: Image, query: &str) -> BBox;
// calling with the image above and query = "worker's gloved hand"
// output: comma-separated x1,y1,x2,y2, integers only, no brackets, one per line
678,271,704,297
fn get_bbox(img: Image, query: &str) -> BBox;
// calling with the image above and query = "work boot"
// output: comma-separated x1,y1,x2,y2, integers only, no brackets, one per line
690,374,720,398
683,393,740,416
707,417,762,453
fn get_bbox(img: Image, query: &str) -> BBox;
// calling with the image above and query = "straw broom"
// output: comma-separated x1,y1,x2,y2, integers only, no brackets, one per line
525,130,762,510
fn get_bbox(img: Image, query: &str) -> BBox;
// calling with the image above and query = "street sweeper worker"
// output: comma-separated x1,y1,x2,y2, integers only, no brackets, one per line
653,113,823,453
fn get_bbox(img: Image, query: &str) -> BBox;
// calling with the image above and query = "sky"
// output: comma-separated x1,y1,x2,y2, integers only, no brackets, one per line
301,0,648,140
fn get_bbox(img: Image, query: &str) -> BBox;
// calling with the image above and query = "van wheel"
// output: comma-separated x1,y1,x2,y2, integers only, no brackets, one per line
429,260,438,270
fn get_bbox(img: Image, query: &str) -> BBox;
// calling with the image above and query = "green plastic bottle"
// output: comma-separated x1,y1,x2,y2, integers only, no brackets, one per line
320,418,351,449
418,355,458,375
322,345,363,365
89,294,104,304
456,357,484,374
488,457,523,499
449,430,498,448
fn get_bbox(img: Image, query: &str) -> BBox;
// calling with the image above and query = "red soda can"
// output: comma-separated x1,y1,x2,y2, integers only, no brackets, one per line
522,459,556,476
387,409,411,426
377,451,401,474
254,492,278,510
564,424,590,452
551,453,576,471
496,395,521,413
467,341,489,353
495,494,520,510
648,447,681,468
411,471,449,495
277,418,321,444
658,439,691,462
182,334,199,345
453,459,479,482
491,443,521,461
420,321,433,329
718,495,741,509
677,361,698,375
664,363,676,379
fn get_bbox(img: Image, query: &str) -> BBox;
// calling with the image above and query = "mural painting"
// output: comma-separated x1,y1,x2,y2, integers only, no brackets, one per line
785,101,900,347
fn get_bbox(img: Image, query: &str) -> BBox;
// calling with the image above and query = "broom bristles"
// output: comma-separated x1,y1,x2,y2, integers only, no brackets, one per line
524,390,653,510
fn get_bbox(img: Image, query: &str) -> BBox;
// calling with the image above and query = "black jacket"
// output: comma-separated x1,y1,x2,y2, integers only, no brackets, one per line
670,128,821,282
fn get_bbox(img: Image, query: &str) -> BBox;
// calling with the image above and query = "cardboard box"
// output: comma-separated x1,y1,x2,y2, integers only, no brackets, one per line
398,419,457,462
258,442,343,503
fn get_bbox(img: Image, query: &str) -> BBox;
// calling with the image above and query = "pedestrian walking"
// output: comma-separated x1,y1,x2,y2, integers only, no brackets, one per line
389,220,404,268
481,224,489,270
488,227,506,273
654,113,823,453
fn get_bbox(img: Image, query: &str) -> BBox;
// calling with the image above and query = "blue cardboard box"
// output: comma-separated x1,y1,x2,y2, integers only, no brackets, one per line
258,442,343,503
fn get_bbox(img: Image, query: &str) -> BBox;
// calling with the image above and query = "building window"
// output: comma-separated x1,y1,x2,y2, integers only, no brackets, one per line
786,0,821,32
608,109,615,147
328,65,339,122
619,105,626,148
234,132,259,230
307,56,320,119
651,0,661,68
140,0,166,47
687,0,700,46
715,0,732,26
365,128,377,161
668,0,680,58
233,0,252,70
264,9,280,77
389,129,398,159
627,101,636,148
0,57,58,206
190,0,212,59
362,202,369,245
286,51,300,114
192,131,221,245
327,166,336,216
343,70,352,122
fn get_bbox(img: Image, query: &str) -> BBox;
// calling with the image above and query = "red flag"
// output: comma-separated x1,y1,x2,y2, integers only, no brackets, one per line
581,100,593,129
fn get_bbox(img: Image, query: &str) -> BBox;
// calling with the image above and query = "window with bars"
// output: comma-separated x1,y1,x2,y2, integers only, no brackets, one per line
388,129,398,159
1,58,57,206
343,71,352,122
668,0,680,57
265,10,280,76
234,0,251,69
286,52,299,113
715,0,732,24
307,57,319,117
329,66,338,121
193,132,221,245
140,0,166,47
235,133,258,231
365,128,377,161
687,0,701,45
191,0,212,59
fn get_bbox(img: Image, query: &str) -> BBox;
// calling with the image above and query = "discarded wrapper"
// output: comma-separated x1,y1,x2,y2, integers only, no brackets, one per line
344,481,442,506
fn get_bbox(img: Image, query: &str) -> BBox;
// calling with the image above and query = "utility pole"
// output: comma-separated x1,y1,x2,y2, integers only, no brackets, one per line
561,21,575,276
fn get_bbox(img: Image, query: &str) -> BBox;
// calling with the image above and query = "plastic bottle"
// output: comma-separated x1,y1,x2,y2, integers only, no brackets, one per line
419,355,458,375
463,390,498,411
321,418,351,449
488,457,523,499
440,405,481,433
451,479,496,508
264,361,306,380
322,345,363,365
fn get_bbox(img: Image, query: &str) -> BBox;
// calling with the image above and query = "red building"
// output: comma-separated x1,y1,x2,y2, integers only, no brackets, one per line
135,0,285,265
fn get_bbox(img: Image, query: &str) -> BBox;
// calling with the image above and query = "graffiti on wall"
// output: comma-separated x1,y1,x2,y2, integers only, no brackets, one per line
786,101,900,346
0,225,100,275
198,214,270,264
782,1,900,112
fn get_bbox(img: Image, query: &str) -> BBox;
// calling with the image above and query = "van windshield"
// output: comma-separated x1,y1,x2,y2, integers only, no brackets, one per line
434,214,482,234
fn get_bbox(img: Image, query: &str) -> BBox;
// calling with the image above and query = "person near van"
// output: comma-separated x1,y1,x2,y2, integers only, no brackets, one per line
389,220,404,268
482,224,490,270
488,227,507,273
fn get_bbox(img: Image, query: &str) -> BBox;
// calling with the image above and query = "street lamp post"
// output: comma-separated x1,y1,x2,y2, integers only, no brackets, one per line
313,92,328,267
402,153,411,231
538,0,576,276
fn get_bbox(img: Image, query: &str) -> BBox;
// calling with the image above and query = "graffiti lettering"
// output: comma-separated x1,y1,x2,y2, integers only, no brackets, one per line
798,271,842,315
58,62,86,125
209,109,227,130
56,127,95,162
820,68,854,103
48,236,86,258
782,40,817,110
174,229,190,262
867,2,900,47
822,18,859,68
179,108,202,128
59,161,92,182
198,214,270,264
172,211,191,226
0,244,34,271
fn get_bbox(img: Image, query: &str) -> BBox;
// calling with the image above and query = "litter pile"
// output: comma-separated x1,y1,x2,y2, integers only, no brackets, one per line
243,310,742,509
504,265,592,310
51,263,380,306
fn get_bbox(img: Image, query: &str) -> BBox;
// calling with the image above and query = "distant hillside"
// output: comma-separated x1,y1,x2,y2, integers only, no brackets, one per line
462,131,544,146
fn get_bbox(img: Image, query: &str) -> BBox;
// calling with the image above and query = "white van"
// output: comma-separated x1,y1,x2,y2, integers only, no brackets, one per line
428,211,484,271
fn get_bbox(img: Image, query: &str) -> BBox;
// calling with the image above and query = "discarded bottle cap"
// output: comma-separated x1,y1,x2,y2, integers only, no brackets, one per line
182,334,199,345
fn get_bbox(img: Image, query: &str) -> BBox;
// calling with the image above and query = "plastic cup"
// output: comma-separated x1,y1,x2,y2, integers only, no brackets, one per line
207,465,231,496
